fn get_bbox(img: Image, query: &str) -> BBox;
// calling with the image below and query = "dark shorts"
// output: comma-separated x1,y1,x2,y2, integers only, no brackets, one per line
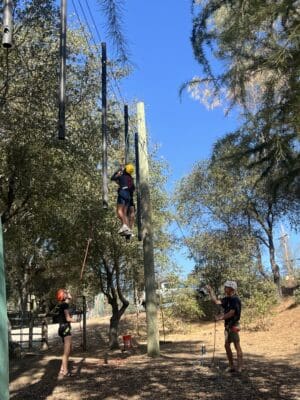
117,189,130,206
225,325,240,344
58,323,71,342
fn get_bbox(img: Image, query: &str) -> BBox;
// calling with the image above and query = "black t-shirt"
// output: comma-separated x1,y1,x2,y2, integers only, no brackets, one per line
111,170,135,194
221,295,241,327
57,302,69,324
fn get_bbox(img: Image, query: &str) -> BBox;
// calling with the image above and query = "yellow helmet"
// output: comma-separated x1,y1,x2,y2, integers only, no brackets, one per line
125,163,134,175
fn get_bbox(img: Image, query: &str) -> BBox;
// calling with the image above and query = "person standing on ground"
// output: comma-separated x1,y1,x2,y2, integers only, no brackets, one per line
111,163,135,236
56,289,76,377
206,281,243,372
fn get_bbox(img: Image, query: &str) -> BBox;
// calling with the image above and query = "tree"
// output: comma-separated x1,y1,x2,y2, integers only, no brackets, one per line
1,1,172,353
189,0,300,198
175,147,287,294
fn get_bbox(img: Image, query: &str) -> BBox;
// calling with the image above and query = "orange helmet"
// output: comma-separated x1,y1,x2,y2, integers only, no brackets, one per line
56,288,67,301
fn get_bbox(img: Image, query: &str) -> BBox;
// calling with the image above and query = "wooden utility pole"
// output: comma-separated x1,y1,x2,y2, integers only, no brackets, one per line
0,219,9,400
101,42,108,208
2,0,13,48
58,0,67,139
136,102,160,357
134,132,142,241
280,225,294,276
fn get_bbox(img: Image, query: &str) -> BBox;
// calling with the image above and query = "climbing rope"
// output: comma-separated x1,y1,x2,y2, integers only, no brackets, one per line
211,320,217,366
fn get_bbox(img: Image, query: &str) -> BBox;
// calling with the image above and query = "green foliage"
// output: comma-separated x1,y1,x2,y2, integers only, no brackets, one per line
242,280,278,329
159,276,205,324
190,0,300,209
164,288,204,322
293,288,300,305
1,0,171,318
176,151,287,293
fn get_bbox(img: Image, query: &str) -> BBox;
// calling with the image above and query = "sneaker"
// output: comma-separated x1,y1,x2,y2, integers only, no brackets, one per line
225,367,236,373
118,224,129,234
120,229,132,237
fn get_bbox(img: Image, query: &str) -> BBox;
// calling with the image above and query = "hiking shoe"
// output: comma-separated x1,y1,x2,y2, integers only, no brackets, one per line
118,224,129,234
225,367,236,373
120,229,132,237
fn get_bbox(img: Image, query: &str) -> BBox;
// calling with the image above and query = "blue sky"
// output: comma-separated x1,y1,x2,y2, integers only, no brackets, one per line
67,0,298,276
67,0,238,275
68,0,238,185
115,0,238,186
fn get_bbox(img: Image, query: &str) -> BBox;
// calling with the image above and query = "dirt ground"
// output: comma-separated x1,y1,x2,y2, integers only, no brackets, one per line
9,298,300,400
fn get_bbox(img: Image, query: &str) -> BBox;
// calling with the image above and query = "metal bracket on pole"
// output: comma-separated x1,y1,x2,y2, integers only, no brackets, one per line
2,0,13,48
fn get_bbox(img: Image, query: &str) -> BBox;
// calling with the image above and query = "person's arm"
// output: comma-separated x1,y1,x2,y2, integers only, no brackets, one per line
64,308,76,323
206,285,221,305
111,168,123,182
215,309,235,321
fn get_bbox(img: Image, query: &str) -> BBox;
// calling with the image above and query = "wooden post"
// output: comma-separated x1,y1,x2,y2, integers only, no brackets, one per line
82,295,87,351
28,312,33,350
136,102,160,357
0,218,9,400
41,318,49,351
134,132,142,241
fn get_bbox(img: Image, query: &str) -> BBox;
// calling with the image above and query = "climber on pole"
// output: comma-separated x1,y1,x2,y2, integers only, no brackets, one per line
111,163,135,237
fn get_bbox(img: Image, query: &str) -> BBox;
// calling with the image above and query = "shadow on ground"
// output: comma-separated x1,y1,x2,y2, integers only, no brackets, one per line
10,335,300,400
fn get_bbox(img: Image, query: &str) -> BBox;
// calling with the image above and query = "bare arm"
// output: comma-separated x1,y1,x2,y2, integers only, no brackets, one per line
64,309,76,323
206,285,221,305
215,309,235,321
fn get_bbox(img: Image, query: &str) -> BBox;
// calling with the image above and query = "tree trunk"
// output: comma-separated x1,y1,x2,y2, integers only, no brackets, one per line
255,242,269,280
109,303,120,349
268,232,282,296
108,301,128,349
99,257,129,350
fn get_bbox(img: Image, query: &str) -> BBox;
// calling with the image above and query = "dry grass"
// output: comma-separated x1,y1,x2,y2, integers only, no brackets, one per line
9,298,300,399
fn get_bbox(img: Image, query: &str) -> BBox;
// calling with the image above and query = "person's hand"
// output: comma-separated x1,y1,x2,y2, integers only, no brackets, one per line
215,314,223,321
205,285,212,293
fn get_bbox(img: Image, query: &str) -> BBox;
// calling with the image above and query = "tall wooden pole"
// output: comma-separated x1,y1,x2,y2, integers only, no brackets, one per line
136,102,160,357
0,218,9,400
134,132,142,241
101,42,108,208
2,0,13,48
58,0,67,139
